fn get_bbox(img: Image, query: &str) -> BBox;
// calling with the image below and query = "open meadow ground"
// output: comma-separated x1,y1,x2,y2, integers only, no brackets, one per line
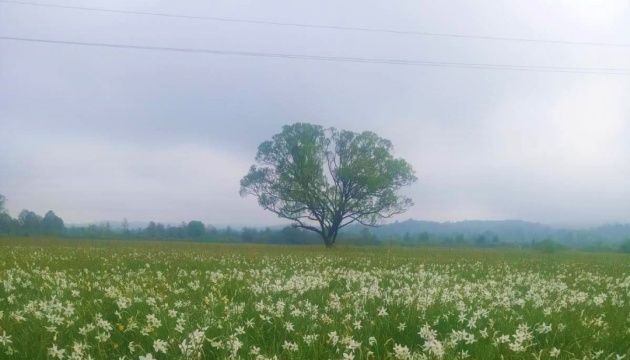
0,238,629,359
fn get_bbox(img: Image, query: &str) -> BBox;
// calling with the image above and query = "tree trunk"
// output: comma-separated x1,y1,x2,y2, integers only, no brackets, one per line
323,235,335,248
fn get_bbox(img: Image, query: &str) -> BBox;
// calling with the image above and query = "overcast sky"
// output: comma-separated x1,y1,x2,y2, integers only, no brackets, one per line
1,0,629,227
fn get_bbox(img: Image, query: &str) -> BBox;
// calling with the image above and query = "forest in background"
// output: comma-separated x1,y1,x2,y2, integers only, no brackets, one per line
2,205,630,252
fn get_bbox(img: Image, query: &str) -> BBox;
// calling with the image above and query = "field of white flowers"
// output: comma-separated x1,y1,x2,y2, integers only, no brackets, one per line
0,239,629,360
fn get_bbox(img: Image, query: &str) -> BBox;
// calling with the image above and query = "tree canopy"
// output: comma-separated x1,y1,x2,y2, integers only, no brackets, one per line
0,193,6,214
240,123,417,247
186,221,206,238
18,209,43,236
42,210,65,236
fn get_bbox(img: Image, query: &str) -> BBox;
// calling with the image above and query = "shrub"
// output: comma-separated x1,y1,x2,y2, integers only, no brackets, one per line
535,238,564,253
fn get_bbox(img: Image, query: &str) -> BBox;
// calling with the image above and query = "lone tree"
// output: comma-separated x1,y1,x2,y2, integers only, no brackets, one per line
240,123,417,247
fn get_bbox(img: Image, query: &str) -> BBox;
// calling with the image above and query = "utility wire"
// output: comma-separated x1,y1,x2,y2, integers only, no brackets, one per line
1,36,628,75
1,0,628,48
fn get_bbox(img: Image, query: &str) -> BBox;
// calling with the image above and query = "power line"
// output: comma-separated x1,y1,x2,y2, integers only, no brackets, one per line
1,36,628,75
1,0,628,48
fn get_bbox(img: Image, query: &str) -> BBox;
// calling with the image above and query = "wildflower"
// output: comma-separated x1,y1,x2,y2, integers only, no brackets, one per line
378,306,388,316
139,354,154,360
146,314,161,329
346,339,361,351
303,334,319,345
423,338,444,359
284,321,294,332
95,332,110,342
418,323,437,340
328,331,339,346
497,334,510,344
282,340,298,352
509,341,524,353
175,323,185,333
397,322,407,331
153,339,168,354
235,326,246,335
535,322,552,334
71,341,89,355
78,324,95,336
48,344,66,359
549,348,560,357
97,318,113,331
393,343,411,359
0,331,12,346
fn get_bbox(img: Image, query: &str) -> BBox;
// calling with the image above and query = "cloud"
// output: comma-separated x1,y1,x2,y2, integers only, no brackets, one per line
1,0,629,226
0,135,278,224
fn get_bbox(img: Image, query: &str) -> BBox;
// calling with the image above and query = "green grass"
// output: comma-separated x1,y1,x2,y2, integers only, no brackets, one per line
0,237,629,359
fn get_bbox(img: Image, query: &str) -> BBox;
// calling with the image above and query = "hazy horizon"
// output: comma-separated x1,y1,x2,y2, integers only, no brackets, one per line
59,217,619,232
2,0,629,227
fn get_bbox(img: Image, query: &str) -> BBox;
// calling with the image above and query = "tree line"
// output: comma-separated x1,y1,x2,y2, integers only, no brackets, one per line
2,190,629,251
0,200,65,236
0,193,378,244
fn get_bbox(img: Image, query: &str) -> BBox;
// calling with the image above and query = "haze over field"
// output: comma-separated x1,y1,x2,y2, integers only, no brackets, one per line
1,0,629,227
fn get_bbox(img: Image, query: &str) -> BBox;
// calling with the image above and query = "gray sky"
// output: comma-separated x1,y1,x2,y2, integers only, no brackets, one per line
1,0,629,227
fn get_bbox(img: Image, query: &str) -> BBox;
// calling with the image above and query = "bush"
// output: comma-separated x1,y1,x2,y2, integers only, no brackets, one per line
534,238,564,253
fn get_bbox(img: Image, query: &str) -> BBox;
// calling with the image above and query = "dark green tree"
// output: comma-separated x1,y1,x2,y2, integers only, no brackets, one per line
0,213,12,235
475,235,488,247
360,228,377,244
0,194,10,235
241,227,258,243
417,231,430,245
186,221,205,238
240,123,417,247
145,221,158,238
42,210,65,236
0,193,6,214
18,209,42,236
122,218,130,235
535,238,563,253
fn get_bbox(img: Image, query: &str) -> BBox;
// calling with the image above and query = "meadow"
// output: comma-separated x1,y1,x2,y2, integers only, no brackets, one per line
0,238,629,359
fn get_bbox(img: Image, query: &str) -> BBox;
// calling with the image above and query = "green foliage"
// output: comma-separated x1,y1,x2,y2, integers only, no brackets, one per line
42,210,65,236
0,193,6,214
1,241,630,359
18,209,42,236
240,123,417,247
186,220,205,238
619,239,630,254
535,238,564,253
0,213,12,235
